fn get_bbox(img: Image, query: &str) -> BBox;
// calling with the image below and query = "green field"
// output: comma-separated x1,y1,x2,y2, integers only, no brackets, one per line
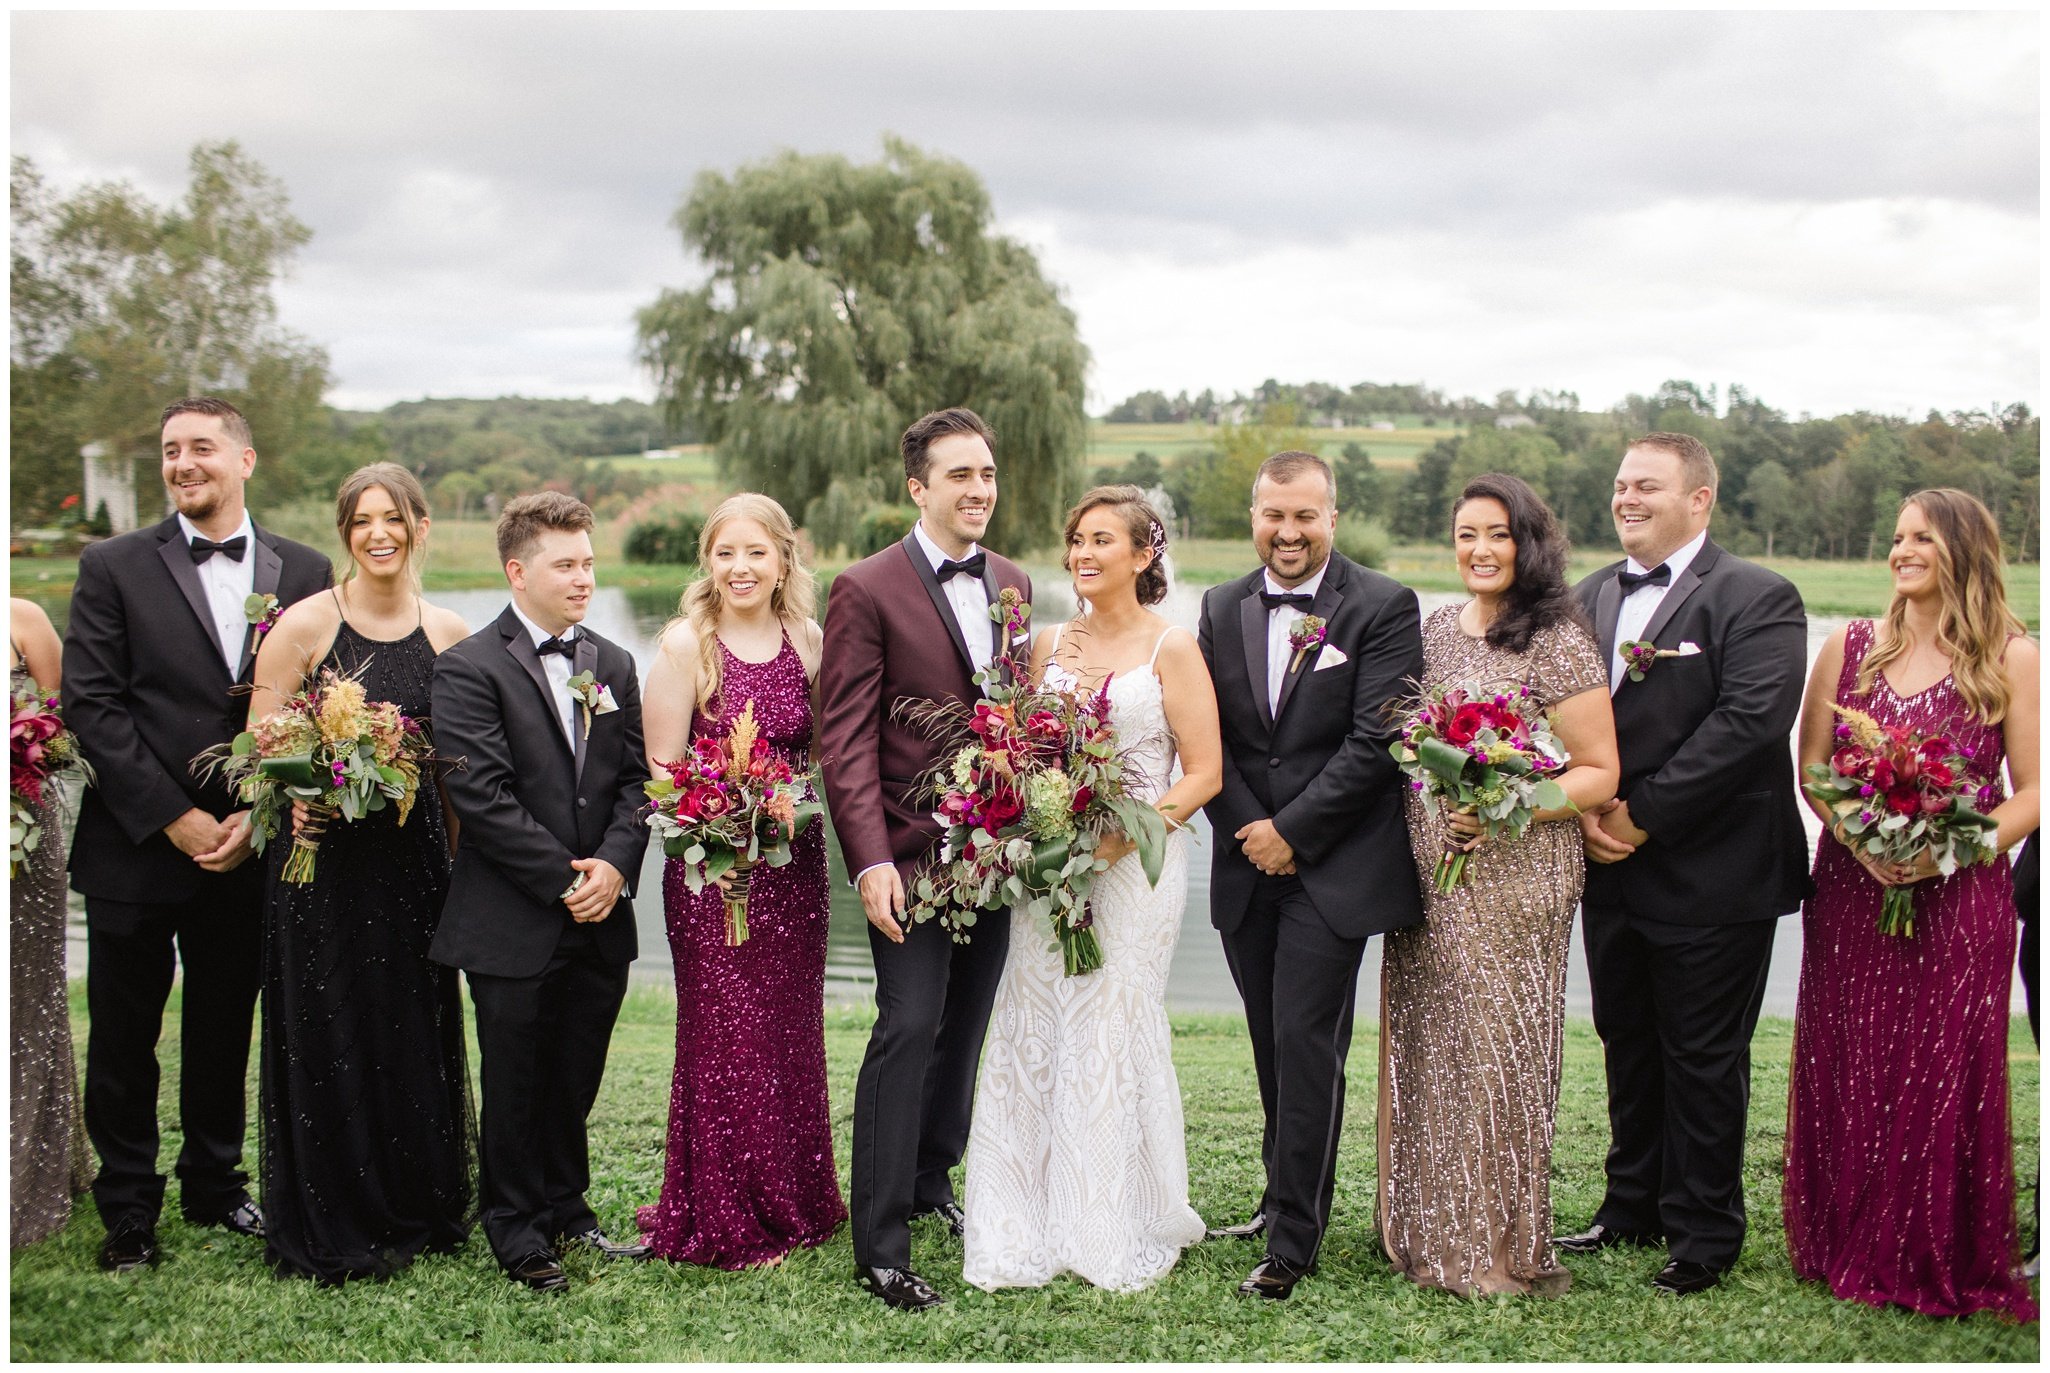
1084,420,1445,474
7,986,2036,1362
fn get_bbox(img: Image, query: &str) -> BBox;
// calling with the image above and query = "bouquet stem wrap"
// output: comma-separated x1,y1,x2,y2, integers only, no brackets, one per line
723,858,756,947
282,799,335,886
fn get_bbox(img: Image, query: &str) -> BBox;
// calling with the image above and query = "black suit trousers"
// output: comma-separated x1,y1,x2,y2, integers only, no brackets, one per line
1218,873,1368,1267
84,886,262,1226
849,905,1010,1269
464,923,629,1266
1580,900,1776,1269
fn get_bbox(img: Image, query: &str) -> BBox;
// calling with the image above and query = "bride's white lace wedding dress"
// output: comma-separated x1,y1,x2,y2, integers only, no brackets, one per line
961,626,1206,1293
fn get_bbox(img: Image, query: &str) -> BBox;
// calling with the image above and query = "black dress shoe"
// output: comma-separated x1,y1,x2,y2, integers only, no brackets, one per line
911,1202,967,1239
1651,1259,1724,1296
98,1220,159,1273
1237,1253,1316,1300
1206,1211,1268,1242
206,1200,265,1239
506,1250,569,1293
855,1264,945,1311
560,1227,651,1260
1552,1222,1663,1254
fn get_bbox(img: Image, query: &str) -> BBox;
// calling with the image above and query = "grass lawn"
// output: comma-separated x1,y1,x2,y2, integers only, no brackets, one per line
1087,421,1440,473
9,986,2037,1362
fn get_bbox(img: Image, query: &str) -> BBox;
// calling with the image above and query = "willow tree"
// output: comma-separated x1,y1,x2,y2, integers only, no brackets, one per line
636,137,1089,552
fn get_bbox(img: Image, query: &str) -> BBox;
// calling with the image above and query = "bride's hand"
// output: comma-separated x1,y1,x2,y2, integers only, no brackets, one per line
1095,830,1135,868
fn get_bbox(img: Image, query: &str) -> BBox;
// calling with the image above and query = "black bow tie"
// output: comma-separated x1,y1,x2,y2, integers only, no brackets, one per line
1260,590,1315,611
188,535,248,564
936,551,987,583
1616,564,1672,595
536,634,578,659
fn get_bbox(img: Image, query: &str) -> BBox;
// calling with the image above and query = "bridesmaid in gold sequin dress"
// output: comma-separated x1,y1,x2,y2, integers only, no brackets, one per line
1378,474,1619,1297
10,598,95,1246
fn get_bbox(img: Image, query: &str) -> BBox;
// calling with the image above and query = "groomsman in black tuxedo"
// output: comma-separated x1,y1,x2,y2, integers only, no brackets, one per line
429,492,651,1293
1197,451,1424,1299
1555,432,1810,1296
62,397,331,1272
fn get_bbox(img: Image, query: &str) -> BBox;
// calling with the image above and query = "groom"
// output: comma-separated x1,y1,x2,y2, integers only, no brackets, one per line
1556,432,1808,1296
429,491,652,1292
1198,451,1423,1299
819,407,1031,1312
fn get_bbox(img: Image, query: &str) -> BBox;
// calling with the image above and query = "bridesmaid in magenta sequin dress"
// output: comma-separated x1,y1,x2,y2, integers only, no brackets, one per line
634,494,845,1268
1785,489,2039,1321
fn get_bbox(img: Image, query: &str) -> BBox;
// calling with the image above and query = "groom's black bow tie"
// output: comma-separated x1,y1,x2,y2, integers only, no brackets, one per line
1616,564,1672,595
936,551,987,583
1259,590,1314,611
536,633,578,659
188,535,248,564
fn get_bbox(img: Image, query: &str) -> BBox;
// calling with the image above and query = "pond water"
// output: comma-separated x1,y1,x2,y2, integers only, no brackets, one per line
44,568,2027,1016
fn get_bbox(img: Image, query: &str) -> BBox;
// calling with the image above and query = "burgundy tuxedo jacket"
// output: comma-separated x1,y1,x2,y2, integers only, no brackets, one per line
817,532,1032,883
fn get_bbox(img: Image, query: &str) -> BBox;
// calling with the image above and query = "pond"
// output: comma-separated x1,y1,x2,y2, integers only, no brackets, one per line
41,566,2026,1016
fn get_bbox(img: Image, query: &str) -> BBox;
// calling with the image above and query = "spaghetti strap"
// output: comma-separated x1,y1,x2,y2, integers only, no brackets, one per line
1146,625,1183,670
330,585,348,628
1050,622,1067,654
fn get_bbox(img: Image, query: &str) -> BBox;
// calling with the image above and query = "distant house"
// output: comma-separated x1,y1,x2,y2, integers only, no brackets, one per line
82,441,145,534
1369,421,1396,432
1494,414,1537,430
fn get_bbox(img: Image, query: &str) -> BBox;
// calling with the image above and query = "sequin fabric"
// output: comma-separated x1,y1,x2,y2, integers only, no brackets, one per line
258,619,474,1283
1378,606,1606,1296
635,633,845,1267
1783,617,2035,1320
10,659,94,1246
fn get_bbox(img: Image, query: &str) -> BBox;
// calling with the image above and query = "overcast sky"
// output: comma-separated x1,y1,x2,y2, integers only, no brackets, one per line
10,8,2039,419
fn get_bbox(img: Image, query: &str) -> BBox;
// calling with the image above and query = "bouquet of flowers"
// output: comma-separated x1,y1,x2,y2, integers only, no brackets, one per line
193,666,432,885
1802,703,2000,937
1389,678,1572,892
10,675,93,877
903,589,1171,977
644,700,823,946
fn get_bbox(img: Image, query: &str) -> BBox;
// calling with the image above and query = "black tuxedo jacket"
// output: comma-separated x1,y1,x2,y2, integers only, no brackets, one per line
1198,553,1425,939
62,514,331,908
428,607,649,978
1574,538,1812,925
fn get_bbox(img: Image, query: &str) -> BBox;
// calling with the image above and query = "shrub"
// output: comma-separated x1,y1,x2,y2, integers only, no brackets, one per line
1333,515,1389,569
855,505,918,558
624,512,706,565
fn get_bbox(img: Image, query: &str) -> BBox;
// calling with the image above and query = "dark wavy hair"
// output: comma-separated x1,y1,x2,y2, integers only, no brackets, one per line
1062,484,1170,607
1452,473,1586,654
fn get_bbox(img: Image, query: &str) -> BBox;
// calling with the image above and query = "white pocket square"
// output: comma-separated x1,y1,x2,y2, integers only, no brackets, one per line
1314,644,1349,671
1675,641,1703,656
593,685,621,714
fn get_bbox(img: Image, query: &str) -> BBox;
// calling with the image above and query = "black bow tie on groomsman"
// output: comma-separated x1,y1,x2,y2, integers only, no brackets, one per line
188,535,248,564
1259,590,1314,611
936,551,987,582
1616,564,1672,595
536,633,578,659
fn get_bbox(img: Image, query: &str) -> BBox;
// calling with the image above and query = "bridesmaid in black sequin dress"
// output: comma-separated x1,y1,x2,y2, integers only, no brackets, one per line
634,494,845,1268
245,465,475,1283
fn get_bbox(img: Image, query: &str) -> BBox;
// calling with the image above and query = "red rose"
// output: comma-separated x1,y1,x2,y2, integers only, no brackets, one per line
1444,703,1493,747
1070,784,1093,814
1884,784,1921,816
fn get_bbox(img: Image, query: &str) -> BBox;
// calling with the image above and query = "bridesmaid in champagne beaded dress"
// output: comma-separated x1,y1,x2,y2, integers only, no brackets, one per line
245,467,475,1282
10,598,95,1246
1379,476,1618,1298
635,495,845,1268
1785,490,2039,1320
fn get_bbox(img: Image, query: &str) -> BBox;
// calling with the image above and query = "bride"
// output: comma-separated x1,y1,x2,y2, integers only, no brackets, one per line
961,485,1223,1293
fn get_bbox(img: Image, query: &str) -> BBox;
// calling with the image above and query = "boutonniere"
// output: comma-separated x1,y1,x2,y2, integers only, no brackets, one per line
565,670,620,739
244,593,281,640
1288,615,1328,673
1619,638,1702,682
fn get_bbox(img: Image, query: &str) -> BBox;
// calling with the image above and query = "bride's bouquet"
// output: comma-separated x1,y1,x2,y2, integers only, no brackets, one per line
1389,677,1572,892
643,699,824,946
903,590,1170,976
1802,702,2000,937
193,665,434,884
10,675,93,877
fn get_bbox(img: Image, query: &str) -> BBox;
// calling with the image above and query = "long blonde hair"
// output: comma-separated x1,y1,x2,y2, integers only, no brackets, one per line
1857,487,2026,724
334,463,431,588
672,494,817,709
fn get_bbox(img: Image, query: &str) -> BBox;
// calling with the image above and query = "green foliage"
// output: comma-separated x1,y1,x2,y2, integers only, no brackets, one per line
1180,404,1317,539
1333,515,1390,569
854,504,918,557
623,512,707,566
10,144,333,522
636,137,1090,552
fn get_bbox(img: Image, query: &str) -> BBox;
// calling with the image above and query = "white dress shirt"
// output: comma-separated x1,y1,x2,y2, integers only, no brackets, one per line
509,600,580,745
177,511,257,673
912,520,995,673
1263,561,1329,715
1609,528,1708,693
